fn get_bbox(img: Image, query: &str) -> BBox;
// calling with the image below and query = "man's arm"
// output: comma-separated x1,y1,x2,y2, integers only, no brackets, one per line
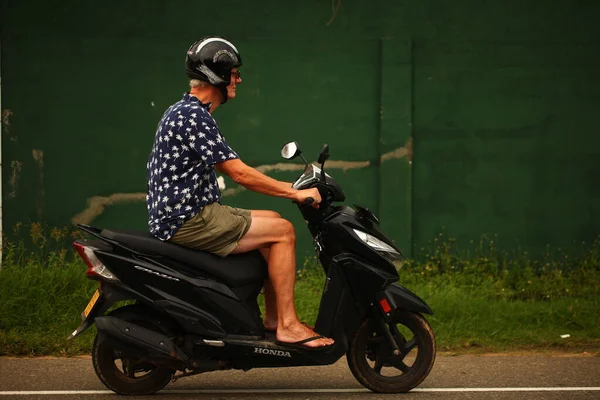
216,159,320,204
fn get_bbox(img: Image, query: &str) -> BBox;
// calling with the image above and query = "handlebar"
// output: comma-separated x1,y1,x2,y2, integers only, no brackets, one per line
293,197,316,206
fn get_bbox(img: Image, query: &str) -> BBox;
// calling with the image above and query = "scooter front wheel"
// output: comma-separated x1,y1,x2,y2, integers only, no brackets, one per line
347,310,436,393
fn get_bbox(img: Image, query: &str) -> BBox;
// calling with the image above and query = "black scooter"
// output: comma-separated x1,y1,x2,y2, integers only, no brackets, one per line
69,142,436,395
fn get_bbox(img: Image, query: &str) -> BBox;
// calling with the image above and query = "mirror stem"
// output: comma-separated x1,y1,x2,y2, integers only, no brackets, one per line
299,154,309,167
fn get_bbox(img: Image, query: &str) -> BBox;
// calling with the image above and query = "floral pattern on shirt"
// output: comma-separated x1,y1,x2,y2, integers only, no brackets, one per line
146,93,239,240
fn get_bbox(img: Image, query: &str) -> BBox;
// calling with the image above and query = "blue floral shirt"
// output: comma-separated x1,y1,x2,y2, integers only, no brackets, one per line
146,93,239,240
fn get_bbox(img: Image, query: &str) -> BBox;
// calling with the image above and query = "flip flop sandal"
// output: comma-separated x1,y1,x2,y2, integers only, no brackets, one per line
275,335,334,351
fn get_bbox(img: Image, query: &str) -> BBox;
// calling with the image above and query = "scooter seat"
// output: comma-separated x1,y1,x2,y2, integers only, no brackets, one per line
100,229,267,287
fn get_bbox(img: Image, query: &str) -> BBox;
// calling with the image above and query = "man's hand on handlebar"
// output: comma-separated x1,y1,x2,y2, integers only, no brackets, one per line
295,188,322,209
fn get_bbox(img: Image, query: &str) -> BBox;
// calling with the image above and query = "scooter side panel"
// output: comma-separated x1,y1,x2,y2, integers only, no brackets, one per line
94,252,264,337
313,262,344,336
201,288,265,336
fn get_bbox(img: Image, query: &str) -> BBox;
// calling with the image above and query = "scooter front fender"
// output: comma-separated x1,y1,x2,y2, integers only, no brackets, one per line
380,283,433,316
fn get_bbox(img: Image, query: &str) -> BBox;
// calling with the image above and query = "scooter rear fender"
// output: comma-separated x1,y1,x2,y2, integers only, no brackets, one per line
68,285,135,340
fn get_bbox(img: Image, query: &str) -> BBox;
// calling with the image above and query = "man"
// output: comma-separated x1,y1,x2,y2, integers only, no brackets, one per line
146,36,334,349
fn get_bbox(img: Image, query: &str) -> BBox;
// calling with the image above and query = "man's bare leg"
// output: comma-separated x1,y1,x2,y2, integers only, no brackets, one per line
232,216,333,348
258,248,278,331
251,211,311,332
263,275,279,330
250,211,280,331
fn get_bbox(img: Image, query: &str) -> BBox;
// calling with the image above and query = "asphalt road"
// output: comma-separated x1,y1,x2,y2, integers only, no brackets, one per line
0,354,599,400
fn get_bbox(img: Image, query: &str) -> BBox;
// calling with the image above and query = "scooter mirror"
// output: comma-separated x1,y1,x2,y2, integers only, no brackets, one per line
317,144,330,164
281,142,301,160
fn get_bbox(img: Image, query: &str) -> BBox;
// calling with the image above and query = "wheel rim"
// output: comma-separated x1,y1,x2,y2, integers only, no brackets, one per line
109,349,161,381
361,318,425,380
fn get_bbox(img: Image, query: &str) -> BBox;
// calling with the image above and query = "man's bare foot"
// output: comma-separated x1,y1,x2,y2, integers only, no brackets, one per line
276,321,334,348
264,320,314,332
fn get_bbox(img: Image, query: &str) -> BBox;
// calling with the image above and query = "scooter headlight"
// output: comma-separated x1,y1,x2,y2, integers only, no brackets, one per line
353,229,401,257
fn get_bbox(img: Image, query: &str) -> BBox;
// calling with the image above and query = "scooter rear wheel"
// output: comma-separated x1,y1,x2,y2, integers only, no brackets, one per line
91,305,176,395
347,310,436,393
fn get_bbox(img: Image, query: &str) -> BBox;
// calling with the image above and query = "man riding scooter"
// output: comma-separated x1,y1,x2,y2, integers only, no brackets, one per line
146,36,334,349
69,36,435,396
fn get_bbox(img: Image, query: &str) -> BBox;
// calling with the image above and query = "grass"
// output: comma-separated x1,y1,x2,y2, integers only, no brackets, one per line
292,257,600,354
1,223,599,356
0,259,98,356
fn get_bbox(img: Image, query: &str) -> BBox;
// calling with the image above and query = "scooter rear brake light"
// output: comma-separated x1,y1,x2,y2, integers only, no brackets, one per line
73,242,119,281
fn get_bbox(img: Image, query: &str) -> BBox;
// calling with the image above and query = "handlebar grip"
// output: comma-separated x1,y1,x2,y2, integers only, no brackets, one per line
302,197,315,206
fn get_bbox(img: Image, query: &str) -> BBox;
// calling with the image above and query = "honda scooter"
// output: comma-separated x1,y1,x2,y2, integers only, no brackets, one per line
69,142,436,394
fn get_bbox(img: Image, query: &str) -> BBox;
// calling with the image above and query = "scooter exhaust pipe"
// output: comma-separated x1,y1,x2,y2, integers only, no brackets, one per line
95,316,189,366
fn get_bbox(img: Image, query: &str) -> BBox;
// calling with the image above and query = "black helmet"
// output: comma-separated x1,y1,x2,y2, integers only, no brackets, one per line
185,36,242,90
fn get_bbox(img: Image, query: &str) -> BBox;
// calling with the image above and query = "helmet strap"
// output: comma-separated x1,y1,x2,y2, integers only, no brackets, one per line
220,86,228,105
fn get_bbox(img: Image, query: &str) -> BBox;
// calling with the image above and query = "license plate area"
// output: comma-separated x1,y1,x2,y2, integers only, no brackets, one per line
82,289,101,320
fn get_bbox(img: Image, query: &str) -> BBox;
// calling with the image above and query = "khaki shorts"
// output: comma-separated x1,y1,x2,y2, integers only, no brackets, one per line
170,202,252,257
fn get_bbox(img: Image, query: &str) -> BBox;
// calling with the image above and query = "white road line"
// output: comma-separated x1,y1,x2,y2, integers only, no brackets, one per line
1,387,600,395
414,387,600,392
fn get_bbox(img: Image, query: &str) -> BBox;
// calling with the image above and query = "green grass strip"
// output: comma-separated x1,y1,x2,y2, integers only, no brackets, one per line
1,231,599,356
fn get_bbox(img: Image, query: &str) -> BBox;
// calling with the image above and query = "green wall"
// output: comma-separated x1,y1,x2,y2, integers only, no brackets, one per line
2,0,599,260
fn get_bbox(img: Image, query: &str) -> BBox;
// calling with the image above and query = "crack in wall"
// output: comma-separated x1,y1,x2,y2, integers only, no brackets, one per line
71,141,411,225
255,160,370,174
316,160,371,171
221,186,248,197
326,0,343,26
2,109,17,141
8,161,23,198
220,160,372,199
381,137,413,163
72,193,146,225
32,150,45,218
32,149,44,167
